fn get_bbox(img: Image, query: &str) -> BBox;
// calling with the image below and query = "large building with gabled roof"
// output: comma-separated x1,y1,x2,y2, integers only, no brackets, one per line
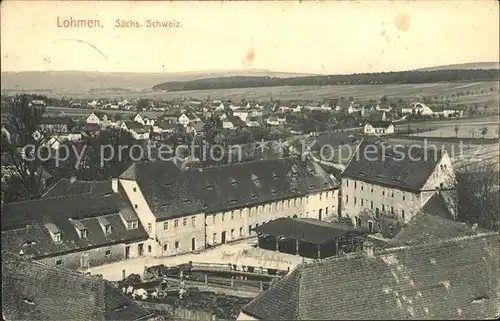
118,157,341,258
340,143,457,236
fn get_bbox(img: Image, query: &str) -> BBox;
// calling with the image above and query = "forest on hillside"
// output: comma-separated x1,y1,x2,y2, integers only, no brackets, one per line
152,69,500,91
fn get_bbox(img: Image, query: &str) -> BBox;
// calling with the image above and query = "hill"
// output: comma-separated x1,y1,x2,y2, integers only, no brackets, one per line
417,62,500,71
152,69,500,92
0,70,314,93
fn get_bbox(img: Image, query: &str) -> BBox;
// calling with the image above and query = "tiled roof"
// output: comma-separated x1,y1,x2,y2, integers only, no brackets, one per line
1,190,148,258
366,120,393,128
419,192,454,220
342,143,445,192
94,112,109,120
253,217,365,245
124,121,144,130
42,178,114,198
1,251,153,321
242,232,500,320
120,158,340,220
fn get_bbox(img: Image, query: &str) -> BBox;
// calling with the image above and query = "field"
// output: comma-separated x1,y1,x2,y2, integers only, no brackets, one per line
3,81,499,103
394,117,500,139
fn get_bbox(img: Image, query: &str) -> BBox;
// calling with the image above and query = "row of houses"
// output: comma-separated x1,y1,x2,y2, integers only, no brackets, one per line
1,157,339,270
1,139,458,270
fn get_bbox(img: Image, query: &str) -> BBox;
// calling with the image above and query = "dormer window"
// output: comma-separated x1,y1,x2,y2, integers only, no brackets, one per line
127,220,138,230
81,229,88,239
97,217,112,235
45,223,62,244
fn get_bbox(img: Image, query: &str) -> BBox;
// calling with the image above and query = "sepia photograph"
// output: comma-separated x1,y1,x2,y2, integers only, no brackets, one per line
1,0,499,320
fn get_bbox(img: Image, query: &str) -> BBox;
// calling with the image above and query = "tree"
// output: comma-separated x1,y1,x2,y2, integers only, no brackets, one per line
136,99,149,111
76,128,138,180
454,125,459,138
468,128,476,138
1,94,49,203
480,126,489,140
455,162,499,230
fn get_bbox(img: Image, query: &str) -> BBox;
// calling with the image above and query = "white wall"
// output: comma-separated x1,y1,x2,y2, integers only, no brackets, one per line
236,312,259,321
305,189,339,221
155,213,206,256
119,179,156,255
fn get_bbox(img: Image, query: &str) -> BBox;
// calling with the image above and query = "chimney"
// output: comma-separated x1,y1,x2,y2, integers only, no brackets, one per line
70,176,77,184
363,241,374,258
111,178,119,193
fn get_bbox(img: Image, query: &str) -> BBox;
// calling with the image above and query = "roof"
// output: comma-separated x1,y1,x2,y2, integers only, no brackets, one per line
120,157,340,220
42,178,115,198
365,120,394,128
253,217,365,245
83,123,101,132
419,192,454,220
342,143,445,192
1,188,148,258
123,121,144,130
226,116,247,127
1,251,153,321
241,232,500,320
93,112,108,120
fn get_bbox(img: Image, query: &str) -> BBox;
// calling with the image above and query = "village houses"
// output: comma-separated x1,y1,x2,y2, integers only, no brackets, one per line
363,121,395,135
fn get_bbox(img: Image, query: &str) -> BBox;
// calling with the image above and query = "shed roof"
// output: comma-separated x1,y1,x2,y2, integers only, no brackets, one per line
253,217,365,245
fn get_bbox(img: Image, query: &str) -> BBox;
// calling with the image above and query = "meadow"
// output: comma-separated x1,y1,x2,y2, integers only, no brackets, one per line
4,81,499,103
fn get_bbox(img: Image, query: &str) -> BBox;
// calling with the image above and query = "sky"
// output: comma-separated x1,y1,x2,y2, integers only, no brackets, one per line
1,0,499,75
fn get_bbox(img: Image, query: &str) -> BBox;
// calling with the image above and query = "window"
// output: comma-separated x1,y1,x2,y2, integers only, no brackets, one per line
281,201,285,209
221,213,225,222
382,190,385,196
148,245,151,253
319,193,322,201
147,223,152,233
361,199,364,206
163,243,169,251
239,227,243,236
231,211,234,220
325,207,328,215
370,201,373,209
183,218,187,226
191,216,196,227
345,195,349,204
174,220,179,228
402,195,406,201
249,208,253,217
391,192,394,198
287,200,291,208
319,209,323,220
51,232,61,243
163,222,169,230
361,185,364,191
175,241,180,249
345,180,349,187
213,233,217,243
391,206,394,214
133,187,137,192
55,259,63,266
81,229,88,239
248,225,252,234
105,249,111,256
354,182,357,189
231,229,235,239
371,188,374,193
382,204,385,212
375,208,380,218
105,225,112,235
134,204,138,209
354,197,357,205
402,210,405,220
212,214,216,224
240,209,243,218
128,220,138,230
